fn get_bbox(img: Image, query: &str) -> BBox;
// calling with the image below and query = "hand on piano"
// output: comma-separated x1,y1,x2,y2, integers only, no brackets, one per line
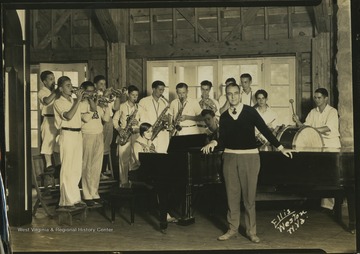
201,140,217,154
279,148,295,159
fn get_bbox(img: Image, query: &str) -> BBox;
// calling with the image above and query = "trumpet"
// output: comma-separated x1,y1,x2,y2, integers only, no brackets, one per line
199,97,218,112
110,87,128,98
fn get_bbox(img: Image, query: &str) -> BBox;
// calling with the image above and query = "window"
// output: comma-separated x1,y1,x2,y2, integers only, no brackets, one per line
147,57,295,125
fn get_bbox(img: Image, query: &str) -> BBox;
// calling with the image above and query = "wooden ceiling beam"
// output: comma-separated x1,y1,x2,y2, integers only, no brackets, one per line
126,36,312,59
176,8,217,42
225,7,261,41
94,9,119,43
312,0,331,33
37,10,71,49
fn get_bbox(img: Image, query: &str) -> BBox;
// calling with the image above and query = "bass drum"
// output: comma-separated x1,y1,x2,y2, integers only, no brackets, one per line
276,125,324,149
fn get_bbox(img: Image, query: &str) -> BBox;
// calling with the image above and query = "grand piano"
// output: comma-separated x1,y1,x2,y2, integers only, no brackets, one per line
138,134,355,231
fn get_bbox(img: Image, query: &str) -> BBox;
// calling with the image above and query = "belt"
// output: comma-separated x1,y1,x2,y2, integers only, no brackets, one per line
61,127,81,132
180,124,196,128
43,114,55,117
197,124,207,128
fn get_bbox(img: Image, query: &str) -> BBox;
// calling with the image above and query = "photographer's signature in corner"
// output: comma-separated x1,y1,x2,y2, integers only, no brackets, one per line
271,209,308,234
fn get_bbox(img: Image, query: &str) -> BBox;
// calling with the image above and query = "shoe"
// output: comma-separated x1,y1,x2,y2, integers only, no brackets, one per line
84,200,102,207
100,173,111,180
217,230,238,241
74,201,87,208
248,235,260,243
84,200,96,206
166,213,178,223
93,198,105,205
320,207,334,216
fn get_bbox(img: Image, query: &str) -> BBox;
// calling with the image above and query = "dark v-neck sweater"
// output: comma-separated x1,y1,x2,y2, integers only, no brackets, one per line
219,105,281,150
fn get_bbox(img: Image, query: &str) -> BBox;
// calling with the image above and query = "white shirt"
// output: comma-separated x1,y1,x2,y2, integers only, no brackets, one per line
138,95,169,125
241,89,256,106
304,104,341,148
255,105,278,128
169,98,202,127
113,101,139,131
54,96,83,129
38,86,54,115
80,102,110,134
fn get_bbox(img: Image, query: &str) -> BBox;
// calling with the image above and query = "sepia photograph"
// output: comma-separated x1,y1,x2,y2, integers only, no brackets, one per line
1,0,359,253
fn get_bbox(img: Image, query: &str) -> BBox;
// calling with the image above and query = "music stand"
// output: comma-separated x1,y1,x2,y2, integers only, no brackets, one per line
167,134,207,153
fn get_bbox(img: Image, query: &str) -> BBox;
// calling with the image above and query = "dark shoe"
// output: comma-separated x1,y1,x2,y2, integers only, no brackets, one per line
217,230,238,241
75,201,87,208
160,228,167,234
84,200,96,206
248,235,260,243
93,198,105,205
84,200,102,208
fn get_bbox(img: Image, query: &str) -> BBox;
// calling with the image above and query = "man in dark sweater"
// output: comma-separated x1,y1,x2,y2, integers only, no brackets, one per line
201,83,293,243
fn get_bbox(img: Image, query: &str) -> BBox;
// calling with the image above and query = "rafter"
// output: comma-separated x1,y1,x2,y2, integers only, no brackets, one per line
176,8,217,42
312,0,331,33
225,7,261,41
94,9,119,43
37,10,71,49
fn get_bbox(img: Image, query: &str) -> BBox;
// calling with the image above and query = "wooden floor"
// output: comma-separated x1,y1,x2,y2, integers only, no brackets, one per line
10,188,356,254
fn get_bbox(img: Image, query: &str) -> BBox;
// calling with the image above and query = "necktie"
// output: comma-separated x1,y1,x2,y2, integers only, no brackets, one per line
232,107,237,115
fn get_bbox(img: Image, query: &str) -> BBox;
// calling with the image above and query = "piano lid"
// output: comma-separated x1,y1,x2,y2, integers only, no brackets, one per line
167,134,207,153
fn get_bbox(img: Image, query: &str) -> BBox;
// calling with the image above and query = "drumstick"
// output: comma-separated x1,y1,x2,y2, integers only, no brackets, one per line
289,99,295,115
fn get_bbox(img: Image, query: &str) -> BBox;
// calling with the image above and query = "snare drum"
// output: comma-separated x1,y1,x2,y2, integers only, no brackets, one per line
276,125,324,149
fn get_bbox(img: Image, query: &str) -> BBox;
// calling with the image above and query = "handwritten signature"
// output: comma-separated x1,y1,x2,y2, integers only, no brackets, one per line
271,209,308,234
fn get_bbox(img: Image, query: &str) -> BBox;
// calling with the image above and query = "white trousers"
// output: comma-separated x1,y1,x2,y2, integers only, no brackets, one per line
117,134,138,184
82,133,103,200
58,130,82,206
103,119,114,155
41,117,59,154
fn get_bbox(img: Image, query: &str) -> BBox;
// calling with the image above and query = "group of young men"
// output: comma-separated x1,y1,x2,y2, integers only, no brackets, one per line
38,70,341,242
38,72,120,209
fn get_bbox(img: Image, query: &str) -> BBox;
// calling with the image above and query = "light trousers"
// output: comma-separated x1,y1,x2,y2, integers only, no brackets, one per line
222,152,260,236
41,117,59,154
58,130,82,206
82,133,103,200
117,134,138,184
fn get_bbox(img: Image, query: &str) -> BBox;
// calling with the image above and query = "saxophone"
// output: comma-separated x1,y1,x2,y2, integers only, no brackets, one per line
118,107,138,146
170,101,186,137
199,97,217,112
151,96,170,141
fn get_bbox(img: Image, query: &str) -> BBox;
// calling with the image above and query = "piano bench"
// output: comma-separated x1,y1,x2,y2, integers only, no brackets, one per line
109,185,151,224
